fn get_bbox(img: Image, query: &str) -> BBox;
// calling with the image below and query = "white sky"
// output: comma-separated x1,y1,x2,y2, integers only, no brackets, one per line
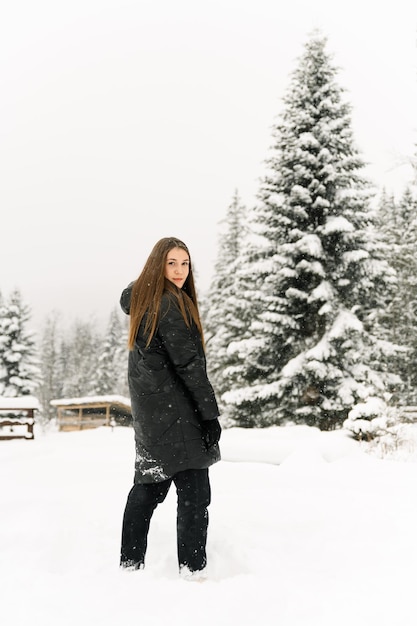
1,0,417,331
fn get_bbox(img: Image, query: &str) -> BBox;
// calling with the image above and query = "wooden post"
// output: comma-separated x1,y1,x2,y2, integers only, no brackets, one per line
27,409,34,439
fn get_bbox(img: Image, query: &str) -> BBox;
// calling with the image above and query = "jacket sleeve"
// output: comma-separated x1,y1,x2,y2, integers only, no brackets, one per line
157,297,220,422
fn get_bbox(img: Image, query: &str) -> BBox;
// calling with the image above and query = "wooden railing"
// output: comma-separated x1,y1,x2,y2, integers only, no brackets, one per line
57,404,112,431
0,408,36,440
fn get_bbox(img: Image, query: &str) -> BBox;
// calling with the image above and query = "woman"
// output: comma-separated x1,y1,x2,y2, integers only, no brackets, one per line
119,237,221,580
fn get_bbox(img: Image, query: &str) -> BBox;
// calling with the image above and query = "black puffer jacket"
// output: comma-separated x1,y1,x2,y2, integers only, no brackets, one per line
120,283,221,484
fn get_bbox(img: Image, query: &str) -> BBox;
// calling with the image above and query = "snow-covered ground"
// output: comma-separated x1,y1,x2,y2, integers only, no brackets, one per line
1,424,417,626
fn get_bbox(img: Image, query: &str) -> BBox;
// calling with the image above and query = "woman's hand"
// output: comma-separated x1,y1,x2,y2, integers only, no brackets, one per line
202,418,222,449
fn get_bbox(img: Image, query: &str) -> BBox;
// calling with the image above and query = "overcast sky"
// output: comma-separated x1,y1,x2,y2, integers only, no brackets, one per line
1,0,417,331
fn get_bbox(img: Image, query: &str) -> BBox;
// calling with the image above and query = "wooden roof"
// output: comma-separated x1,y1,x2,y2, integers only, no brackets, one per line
0,396,40,410
50,395,132,432
50,395,131,411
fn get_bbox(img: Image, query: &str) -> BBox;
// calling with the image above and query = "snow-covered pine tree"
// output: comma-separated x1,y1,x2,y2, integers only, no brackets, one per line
0,290,4,389
376,187,417,402
223,32,397,429
0,289,41,397
91,307,128,396
202,191,249,414
37,312,65,421
59,319,100,398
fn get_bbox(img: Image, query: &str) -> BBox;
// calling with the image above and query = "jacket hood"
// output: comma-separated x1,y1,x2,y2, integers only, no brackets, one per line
120,282,134,315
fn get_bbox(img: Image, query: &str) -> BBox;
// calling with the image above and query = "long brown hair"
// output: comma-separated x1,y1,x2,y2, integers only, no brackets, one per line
127,237,204,350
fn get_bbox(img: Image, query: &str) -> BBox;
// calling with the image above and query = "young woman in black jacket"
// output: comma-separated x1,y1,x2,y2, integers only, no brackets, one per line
119,237,221,580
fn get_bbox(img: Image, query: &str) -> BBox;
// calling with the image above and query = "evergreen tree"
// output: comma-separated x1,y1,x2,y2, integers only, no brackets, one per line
55,337,72,397
377,187,417,401
0,289,41,396
203,191,248,411
37,312,65,421
118,314,129,396
60,319,100,398
223,32,397,429
0,290,4,389
91,307,128,396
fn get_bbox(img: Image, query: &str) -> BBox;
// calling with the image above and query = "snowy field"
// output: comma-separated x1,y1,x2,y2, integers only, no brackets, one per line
1,424,417,626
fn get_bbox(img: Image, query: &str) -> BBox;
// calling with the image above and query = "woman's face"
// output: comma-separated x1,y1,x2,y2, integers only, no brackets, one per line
164,247,190,288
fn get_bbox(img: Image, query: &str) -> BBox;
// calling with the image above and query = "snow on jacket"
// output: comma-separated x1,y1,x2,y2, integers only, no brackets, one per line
120,283,221,484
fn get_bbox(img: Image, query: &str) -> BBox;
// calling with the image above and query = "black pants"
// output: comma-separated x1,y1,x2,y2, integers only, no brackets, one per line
120,468,211,572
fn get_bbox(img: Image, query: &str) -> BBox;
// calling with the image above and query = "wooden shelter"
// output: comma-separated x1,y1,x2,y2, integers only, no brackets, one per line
0,396,40,441
50,395,132,431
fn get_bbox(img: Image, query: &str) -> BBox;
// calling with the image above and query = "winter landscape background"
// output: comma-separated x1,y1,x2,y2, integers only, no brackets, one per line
2,3,417,624
2,423,417,626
